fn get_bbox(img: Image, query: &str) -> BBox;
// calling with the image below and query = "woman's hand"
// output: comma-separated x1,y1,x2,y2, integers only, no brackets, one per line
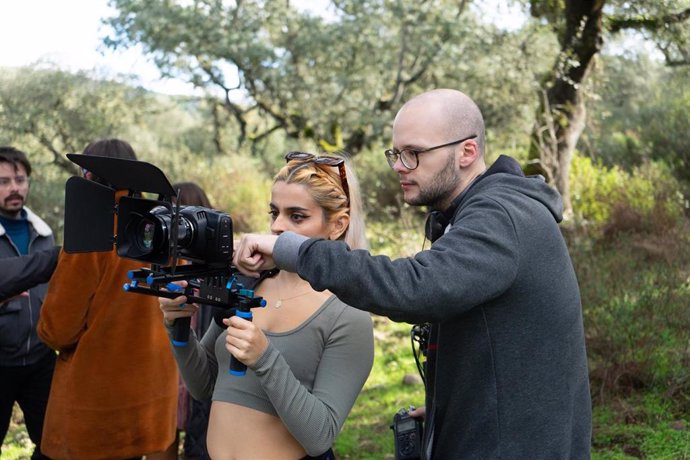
158,281,199,325
233,234,279,277
223,315,269,367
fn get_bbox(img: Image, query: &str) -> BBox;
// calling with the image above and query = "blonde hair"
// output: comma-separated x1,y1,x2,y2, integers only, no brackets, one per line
274,153,368,250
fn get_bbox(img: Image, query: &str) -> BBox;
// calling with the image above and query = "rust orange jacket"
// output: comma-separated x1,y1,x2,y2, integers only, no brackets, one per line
38,248,178,459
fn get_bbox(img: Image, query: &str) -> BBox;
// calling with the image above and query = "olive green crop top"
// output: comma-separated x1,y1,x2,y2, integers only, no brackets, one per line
168,295,374,456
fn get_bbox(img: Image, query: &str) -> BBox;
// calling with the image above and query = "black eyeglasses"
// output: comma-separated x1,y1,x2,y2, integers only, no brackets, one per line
284,151,350,202
384,134,477,170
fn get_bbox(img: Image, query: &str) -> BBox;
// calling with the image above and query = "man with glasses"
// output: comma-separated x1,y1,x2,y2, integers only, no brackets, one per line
234,89,592,459
0,146,56,459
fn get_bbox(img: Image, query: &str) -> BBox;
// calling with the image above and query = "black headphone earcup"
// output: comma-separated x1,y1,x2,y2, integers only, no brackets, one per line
425,211,448,242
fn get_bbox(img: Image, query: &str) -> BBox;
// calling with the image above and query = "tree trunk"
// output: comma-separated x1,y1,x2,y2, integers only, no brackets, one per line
526,0,605,217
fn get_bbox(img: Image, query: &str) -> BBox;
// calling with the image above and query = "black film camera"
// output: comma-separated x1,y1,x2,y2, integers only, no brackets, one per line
391,407,423,460
63,154,265,376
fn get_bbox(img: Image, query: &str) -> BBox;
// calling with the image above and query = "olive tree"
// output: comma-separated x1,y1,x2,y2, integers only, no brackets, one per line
524,0,690,214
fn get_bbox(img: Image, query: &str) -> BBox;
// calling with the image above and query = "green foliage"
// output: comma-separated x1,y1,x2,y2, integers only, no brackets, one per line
591,392,690,459
604,0,690,66
1,406,33,460
104,0,547,156
170,153,274,233
567,208,690,458
582,252,690,391
569,154,687,231
28,168,71,245
136,147,275,233
587,54,690,182
0,66,152,173
0,67,282,239
568,155,689,404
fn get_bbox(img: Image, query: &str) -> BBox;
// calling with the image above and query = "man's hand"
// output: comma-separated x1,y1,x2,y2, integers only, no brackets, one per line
2,290,30,303
409,406,426,420
233,234,280,277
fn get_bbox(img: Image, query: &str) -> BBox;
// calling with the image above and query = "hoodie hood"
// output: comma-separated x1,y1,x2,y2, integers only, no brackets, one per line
460,155,564,223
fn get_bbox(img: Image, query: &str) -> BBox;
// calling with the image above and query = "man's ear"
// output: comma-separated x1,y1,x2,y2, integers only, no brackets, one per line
328,211,350,241
458,139,479,168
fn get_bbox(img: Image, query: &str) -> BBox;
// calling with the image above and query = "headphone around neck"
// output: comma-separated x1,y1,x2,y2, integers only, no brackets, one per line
424,192,465,242
424,210,450,242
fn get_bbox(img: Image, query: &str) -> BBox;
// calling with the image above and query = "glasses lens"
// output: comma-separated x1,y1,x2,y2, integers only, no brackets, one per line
384,150,398,168
285,151,314,161
399,150,417,169
312,156,343,166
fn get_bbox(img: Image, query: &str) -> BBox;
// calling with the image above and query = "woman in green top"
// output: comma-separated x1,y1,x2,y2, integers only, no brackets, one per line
159,152,374,460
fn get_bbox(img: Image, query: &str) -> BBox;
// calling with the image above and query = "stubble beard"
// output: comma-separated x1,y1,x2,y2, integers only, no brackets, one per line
404,152,460,210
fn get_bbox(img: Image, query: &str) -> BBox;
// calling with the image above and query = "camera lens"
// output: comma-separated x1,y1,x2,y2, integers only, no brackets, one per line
138,219,157,251
134,217,160,254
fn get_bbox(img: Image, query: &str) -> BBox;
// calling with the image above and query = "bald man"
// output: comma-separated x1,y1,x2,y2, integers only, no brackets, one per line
234,89,592,459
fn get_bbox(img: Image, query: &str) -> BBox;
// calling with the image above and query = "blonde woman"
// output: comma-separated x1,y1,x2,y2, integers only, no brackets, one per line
159,152,374,460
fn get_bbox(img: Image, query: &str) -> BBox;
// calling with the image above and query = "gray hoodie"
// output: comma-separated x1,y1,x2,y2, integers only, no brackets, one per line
274,155,592,459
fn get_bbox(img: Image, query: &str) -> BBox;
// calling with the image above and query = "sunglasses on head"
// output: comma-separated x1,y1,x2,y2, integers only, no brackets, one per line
284,151,350,202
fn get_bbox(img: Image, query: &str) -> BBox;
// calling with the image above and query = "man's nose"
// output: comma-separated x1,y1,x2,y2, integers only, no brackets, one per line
9,179,23,192
392,157,409,174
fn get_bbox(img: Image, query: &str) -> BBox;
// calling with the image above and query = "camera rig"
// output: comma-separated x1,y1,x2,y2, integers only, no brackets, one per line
63,154,266,376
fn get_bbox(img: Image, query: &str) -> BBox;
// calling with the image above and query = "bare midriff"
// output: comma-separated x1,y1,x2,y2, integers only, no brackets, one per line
206,401,306,460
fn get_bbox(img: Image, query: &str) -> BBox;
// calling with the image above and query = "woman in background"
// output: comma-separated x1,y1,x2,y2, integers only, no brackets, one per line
171,181,213,460
159,152,374,460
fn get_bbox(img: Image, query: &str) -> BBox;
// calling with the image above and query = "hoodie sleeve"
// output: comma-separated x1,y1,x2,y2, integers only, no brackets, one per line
275,195,520,324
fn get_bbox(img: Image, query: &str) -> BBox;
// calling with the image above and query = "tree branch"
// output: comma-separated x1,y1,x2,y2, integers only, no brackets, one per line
199,63,248,147
607,7,690,34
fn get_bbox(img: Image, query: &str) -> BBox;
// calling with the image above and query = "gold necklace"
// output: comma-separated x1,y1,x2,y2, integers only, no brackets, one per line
274,289,313,308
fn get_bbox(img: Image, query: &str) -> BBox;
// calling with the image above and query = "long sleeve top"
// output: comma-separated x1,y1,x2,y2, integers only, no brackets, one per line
169,295,374,456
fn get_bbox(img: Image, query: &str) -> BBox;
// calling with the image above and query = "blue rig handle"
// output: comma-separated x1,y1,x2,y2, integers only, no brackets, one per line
165,282,192,347
228,309,253,376
228,288,266,377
